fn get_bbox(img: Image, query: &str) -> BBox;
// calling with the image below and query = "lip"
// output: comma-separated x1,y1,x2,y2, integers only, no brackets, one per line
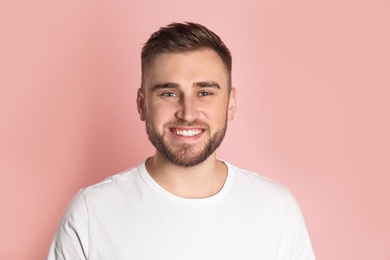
169,127,205,140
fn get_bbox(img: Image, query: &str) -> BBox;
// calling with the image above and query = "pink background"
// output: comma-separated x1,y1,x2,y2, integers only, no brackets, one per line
1,0,389,259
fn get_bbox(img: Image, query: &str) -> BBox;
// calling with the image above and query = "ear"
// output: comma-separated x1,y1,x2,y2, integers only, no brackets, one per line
227,87,237,121
136,88,146,121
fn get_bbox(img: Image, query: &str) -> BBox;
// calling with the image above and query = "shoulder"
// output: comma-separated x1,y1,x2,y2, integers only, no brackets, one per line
80,164,142,197
228,162,288,192
59,163,145,224
225,162,294,206
48,165,143,259
55,163,144,223
61,164,145,213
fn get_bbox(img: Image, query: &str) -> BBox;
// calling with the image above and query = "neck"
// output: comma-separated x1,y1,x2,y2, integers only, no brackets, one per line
145,152,227,199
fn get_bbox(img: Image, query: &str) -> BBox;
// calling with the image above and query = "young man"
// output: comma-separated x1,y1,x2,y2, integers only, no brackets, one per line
48,22,315,259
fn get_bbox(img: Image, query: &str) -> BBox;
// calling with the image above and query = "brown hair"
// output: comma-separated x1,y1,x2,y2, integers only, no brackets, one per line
141,22,232,88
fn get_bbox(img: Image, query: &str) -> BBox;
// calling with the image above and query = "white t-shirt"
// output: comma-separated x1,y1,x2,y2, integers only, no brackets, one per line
48,161,315,259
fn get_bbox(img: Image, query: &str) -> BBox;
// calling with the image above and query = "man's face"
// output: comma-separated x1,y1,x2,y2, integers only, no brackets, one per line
138,48,236,167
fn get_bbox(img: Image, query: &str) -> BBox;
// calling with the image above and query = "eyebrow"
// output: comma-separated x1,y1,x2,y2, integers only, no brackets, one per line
195,81,221,89
151,81,221,92
151,83,180,92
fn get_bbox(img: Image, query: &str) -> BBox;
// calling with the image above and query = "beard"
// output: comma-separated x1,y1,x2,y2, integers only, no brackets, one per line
145,118,227,167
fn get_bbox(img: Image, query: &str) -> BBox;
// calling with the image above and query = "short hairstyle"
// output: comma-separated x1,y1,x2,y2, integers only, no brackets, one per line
141,22,232,89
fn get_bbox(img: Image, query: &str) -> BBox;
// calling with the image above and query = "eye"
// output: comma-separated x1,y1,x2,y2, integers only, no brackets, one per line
161,92,177,97
199,91,212,96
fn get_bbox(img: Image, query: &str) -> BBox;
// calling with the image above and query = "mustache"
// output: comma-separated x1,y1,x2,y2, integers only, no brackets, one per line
164,119,208,128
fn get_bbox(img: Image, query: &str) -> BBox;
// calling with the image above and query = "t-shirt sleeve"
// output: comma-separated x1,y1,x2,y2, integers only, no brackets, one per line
277,190,316,260
47,191,89,260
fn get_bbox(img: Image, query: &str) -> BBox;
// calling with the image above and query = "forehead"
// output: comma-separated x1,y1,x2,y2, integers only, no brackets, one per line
143,48,229,89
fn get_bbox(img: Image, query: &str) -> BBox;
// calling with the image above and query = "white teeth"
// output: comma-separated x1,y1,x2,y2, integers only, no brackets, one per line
173,129,202,137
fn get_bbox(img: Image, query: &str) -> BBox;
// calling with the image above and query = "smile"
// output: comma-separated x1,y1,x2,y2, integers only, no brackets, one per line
171,129,203,137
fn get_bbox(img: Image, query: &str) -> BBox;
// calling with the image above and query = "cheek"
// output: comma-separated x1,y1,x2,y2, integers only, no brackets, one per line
206,106,228,126
146,104,173,125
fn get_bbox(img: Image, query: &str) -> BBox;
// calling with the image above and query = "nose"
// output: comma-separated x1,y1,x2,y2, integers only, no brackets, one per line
175,96,198,123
